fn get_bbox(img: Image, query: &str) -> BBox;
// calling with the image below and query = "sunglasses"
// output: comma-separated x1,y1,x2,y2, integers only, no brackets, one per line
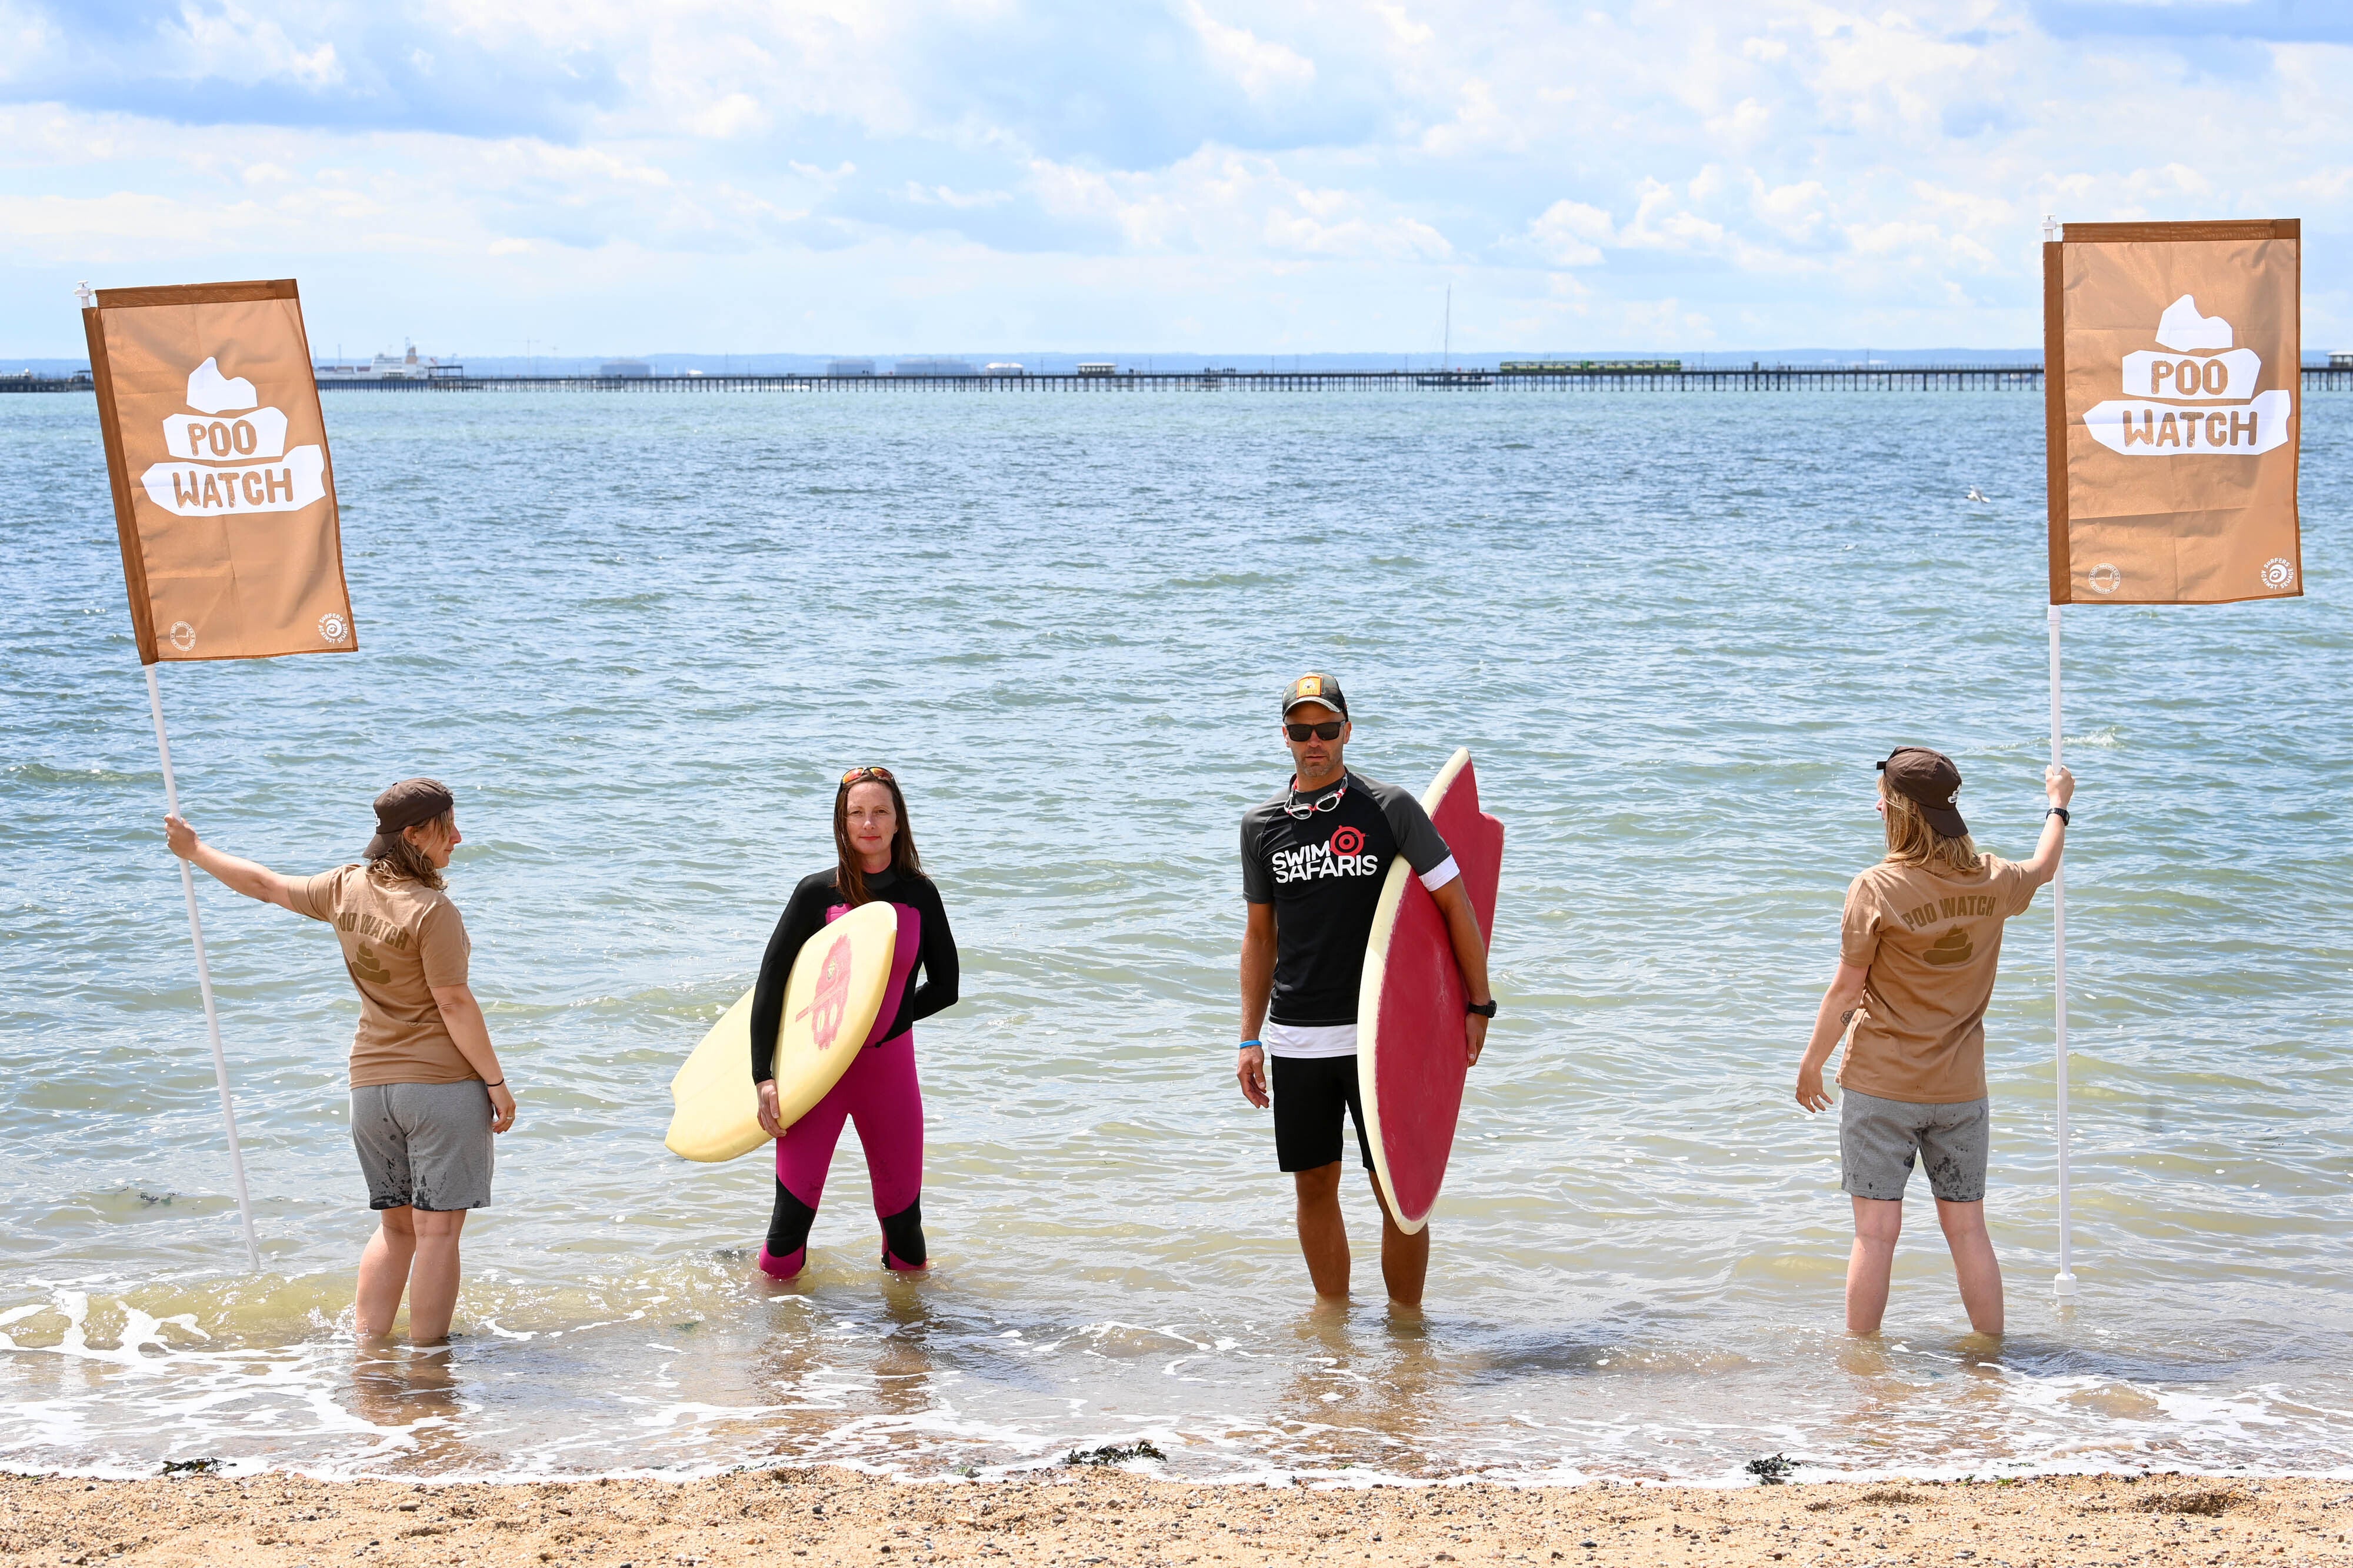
841,766,896,786
1284,721,1345,742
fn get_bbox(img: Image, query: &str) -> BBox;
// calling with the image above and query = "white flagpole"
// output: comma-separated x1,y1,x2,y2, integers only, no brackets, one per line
145,664,264,1274
2048,604,2078,1297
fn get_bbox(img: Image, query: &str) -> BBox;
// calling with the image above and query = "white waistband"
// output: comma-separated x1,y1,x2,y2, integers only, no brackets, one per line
1262,1020,1358,1059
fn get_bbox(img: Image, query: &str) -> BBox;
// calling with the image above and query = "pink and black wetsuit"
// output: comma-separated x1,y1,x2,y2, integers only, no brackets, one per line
748,866,958,1279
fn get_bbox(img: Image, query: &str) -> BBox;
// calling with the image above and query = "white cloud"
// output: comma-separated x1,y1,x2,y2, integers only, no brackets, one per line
1180,0,1316,99
1525,200,1614,266
0,0,2347,351
163,4,345,88
1027,145,1452,262
687,92,766,139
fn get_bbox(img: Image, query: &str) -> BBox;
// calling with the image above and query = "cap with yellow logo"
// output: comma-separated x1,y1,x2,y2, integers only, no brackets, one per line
1281,672,1348,718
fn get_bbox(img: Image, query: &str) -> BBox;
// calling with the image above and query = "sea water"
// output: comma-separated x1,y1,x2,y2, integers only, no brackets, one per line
2,385,2348,1483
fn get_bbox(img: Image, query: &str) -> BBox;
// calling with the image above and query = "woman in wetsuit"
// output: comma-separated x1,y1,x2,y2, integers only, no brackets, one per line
751,766,959,1279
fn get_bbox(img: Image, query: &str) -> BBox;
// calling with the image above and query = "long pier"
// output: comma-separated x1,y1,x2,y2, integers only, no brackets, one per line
9,366,2352,394
324,365,2049,393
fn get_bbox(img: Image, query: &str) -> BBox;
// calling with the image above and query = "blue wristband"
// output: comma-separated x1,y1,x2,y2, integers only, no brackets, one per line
1238,1039,1262,1050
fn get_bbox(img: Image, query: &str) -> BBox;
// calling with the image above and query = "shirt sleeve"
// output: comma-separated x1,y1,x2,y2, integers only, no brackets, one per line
1375,785,1454,879
1239,809,1274,905
284,868,342,922
416,899,472,990
1838,875,1883,969
904,879,961,1025
749,874,833,1083
1995,857,2040,917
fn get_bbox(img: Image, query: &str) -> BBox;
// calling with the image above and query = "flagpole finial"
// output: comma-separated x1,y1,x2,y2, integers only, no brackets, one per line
75,281,95,309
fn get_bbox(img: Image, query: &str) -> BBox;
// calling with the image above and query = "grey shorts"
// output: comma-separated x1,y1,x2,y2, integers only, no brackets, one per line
1839,1088,1989,1203
351,1082,495,1212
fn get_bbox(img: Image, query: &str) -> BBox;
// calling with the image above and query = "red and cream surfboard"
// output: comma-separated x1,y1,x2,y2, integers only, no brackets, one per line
1357,748,1503,1235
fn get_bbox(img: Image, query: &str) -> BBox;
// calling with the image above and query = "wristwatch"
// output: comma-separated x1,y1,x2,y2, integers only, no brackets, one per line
2047,806,2071,825
1466,999,1498,1018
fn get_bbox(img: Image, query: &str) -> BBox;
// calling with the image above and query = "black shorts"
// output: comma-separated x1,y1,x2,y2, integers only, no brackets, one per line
1271,1053,1375,1173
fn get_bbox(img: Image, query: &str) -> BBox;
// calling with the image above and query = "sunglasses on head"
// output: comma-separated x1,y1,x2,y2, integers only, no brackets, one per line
1284,720,1345,742
841,766,896,786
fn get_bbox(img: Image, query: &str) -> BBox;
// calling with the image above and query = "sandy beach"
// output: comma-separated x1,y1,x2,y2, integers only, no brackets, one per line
5,1467,2348,1567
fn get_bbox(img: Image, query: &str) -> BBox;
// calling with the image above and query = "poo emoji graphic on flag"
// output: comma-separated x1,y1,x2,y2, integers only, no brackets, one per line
84,279,355,663
2045,221,2301,606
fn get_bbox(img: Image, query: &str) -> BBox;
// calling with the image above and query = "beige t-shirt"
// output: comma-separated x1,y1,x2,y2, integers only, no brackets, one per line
1838,854,2040,1105
288,864,476,1087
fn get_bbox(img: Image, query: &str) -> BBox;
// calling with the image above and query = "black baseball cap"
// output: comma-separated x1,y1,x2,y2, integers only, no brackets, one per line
364,777,455,859
1281,672,1348,718
1878,748,1967,838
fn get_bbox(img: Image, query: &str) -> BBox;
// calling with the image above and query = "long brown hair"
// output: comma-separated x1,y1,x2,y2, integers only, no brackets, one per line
834,768,924,907
1879,778,1983,875
369,811,452,890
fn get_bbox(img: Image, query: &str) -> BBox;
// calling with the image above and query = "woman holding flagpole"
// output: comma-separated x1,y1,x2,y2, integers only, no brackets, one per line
1794,748,2073,1336
165,779,515,1344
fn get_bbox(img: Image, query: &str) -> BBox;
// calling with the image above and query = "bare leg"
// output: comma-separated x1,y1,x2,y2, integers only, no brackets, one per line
1935,1198,2004,1336
404,1209,469,1344
1847,1196,1903,1333
1292,1163,1349,1302
1367,1170,1429,1308
356,1209,416,1340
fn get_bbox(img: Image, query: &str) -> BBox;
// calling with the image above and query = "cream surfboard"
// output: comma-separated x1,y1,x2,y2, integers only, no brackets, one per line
1356,748,1504,1235
665,900,900,1163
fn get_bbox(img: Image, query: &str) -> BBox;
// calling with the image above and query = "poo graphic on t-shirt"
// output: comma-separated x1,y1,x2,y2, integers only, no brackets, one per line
1922,928,1975,966
349,942,394,984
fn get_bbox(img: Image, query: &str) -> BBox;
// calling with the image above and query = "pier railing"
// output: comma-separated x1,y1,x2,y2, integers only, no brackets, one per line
306,366,2353,393
10,368,2353,394
312,366,2052,392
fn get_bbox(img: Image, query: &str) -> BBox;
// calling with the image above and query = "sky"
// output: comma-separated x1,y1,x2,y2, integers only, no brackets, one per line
2,1,2348,358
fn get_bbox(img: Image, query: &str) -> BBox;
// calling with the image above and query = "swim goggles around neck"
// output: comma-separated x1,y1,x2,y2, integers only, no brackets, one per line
1282,780,1347,820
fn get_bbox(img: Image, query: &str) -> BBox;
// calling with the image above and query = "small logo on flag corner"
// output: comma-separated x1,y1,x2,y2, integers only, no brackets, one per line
318,612,348,644
169,621,196,652
2261,558,2296,590
2088,564,2122,595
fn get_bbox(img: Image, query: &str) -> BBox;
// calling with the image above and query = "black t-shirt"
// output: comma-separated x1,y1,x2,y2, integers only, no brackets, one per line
748,866,959,1082
1241,769,1454,1027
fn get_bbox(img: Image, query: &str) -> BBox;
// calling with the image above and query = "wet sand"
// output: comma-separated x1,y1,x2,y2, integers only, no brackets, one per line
6,1468,2349,1566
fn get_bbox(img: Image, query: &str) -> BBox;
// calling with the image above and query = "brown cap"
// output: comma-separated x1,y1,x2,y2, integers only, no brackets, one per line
1281,672,1348,718
364,778,455,859
1878,748,1967,838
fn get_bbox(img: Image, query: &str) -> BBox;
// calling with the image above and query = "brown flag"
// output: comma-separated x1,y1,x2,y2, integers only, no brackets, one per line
2044,220,2301,606
84,279,356,663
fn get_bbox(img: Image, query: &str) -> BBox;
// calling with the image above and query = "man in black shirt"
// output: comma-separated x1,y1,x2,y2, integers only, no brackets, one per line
1237,673,1494,1309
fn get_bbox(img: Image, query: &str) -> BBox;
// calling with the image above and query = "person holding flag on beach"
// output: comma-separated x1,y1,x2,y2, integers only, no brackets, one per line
1235,674,1494,1310
166,779,516,1344
1794,748,2074,1335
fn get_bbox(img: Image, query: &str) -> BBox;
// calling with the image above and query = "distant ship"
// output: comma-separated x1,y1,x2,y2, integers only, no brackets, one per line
314,342,462,381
